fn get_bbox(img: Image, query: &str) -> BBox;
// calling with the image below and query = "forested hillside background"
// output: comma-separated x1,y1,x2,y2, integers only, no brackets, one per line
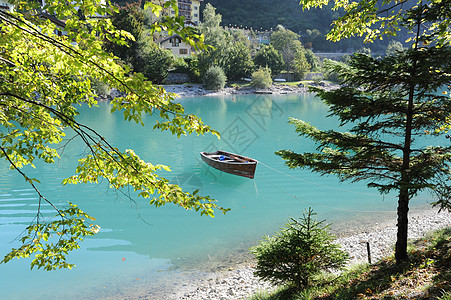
202,0,335,34
201,0,402,52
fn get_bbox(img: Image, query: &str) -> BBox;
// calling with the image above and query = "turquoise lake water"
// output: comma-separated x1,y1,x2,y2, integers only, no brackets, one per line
0,93,436,299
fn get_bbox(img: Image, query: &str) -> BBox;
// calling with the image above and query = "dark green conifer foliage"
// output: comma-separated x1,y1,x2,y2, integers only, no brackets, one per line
253,44,284,76
277,2,451,263
103,3,144,68
251,208,349,289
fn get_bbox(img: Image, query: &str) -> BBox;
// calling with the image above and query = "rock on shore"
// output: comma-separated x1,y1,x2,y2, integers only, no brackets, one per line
176,208,450,300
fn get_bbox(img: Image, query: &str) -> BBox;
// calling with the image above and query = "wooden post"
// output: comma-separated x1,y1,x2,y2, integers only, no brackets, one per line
360,240,372,264
366,242,372,265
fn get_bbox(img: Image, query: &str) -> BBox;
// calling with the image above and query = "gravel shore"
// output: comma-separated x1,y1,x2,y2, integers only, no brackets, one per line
163,83,313,98
175,208,451,300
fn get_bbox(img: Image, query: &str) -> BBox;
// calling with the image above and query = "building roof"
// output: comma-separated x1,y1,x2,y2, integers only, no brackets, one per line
159,34,182,44
39,12,66,28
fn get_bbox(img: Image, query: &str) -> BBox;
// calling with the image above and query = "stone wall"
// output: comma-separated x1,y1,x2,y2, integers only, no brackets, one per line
165,72,190,84
274,72,295,82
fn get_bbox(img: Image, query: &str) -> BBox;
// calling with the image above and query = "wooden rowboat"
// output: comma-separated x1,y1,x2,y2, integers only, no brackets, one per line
200,150,258,179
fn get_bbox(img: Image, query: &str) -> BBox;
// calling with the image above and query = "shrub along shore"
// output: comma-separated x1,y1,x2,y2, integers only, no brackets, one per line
175,208,450,300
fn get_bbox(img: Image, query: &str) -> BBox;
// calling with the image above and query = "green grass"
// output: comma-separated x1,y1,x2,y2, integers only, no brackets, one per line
275,81,304,87
247,227,451,300
228,82,252,88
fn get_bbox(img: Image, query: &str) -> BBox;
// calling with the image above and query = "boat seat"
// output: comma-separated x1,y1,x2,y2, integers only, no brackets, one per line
207,154,242,163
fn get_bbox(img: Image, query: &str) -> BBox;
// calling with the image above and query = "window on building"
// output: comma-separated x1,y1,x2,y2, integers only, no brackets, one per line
171,38,180,47
179,49,188,55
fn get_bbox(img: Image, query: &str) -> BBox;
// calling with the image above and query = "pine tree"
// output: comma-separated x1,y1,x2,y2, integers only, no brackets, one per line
277,1,451,263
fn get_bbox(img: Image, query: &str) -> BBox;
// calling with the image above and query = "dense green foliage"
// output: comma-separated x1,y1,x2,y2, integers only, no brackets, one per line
321,59,342,83
253,44,284,77
137,41,175,84
304,49,319,71
223,36,254,80
269,26,311,78
203,0,335,42
270,26,301,71
292,49,310,80
103,3,179,84
197,4,254,83
203,65,226,90
196,4,228,78
206,0,334,31
277,1,451,263
251,67,272,89
300,0,447,46
196,4,318,83
103,3,144,68
251,208,349,289
170,57,202,83
0,0,224,270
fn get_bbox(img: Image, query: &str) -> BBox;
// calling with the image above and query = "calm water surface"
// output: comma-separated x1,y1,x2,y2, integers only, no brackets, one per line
0,94,434,299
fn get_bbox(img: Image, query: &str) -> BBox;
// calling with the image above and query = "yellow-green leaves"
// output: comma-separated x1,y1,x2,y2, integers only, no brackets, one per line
0,0,222,270
299,0,331,10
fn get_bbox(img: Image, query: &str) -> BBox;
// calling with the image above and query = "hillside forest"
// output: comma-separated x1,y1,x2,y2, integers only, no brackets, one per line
202,0,405,52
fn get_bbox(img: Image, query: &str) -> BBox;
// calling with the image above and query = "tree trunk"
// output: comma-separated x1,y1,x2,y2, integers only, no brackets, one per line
394,12,422,264
395,191,409,262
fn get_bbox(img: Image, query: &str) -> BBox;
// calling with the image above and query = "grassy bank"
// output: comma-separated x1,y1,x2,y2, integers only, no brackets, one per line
248,227,451,300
